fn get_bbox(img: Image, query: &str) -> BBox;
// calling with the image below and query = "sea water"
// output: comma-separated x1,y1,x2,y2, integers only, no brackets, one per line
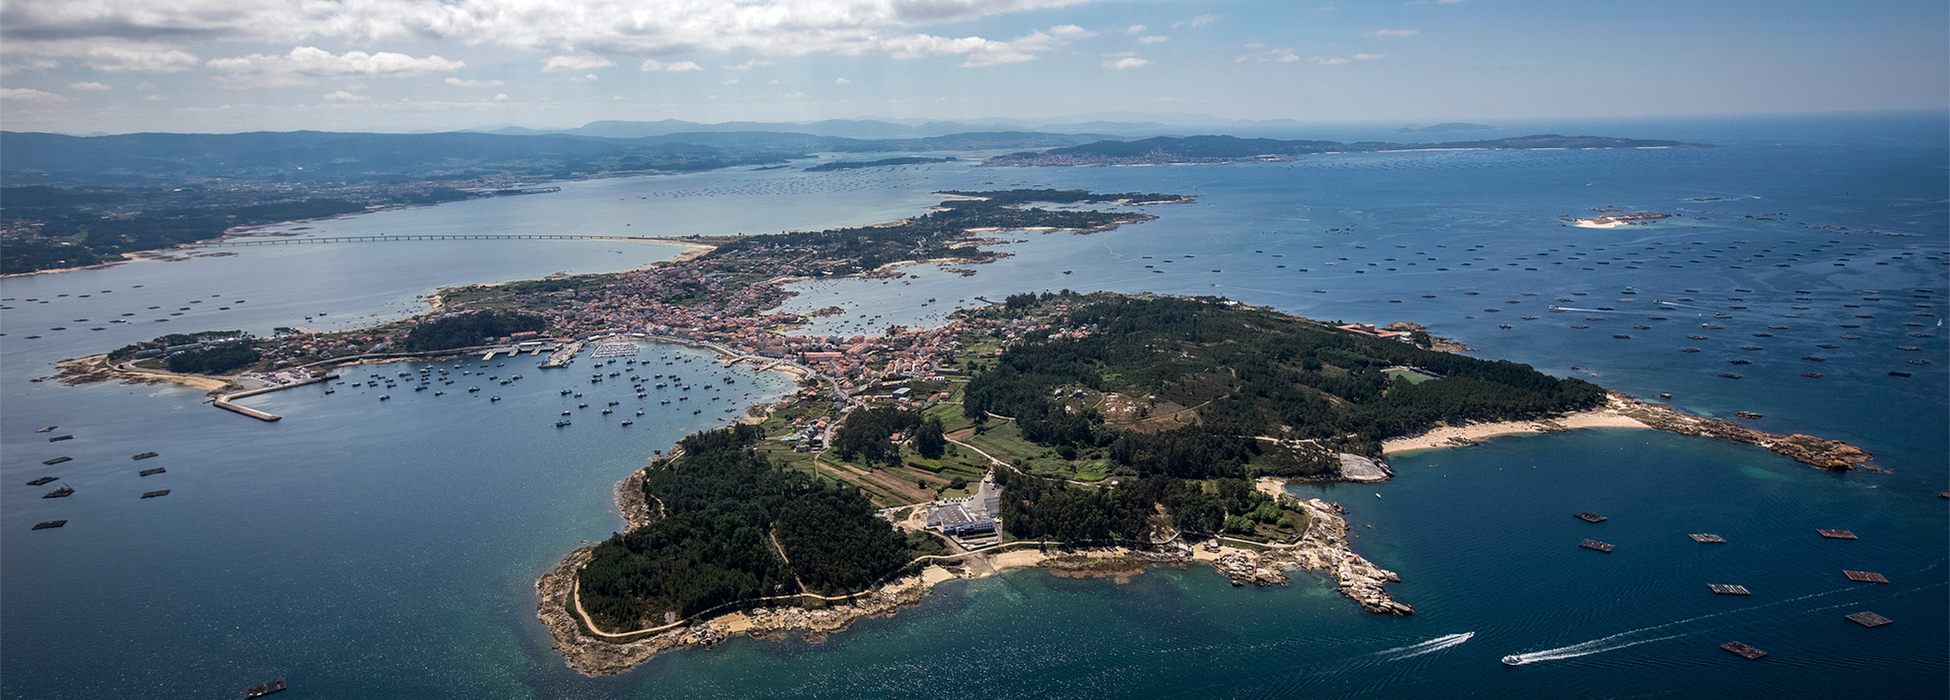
3,112,1943,698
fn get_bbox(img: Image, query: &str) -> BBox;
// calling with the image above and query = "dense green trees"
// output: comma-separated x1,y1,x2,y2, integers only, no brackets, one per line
397,311,545,352
913,417,947,459
831,406,921,466
165,345,261,374
576,424,924,631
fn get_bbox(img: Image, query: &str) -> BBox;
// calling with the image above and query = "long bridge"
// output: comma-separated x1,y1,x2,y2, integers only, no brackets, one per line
210,234,671,246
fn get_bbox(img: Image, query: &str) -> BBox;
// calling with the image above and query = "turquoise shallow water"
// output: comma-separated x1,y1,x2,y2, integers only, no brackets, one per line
3,113,1944,698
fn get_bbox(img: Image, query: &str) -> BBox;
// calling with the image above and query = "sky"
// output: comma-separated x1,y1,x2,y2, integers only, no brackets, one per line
1,0,1945,134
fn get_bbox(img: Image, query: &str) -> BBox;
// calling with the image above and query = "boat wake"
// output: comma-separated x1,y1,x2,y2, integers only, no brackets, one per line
1376,632,1475,661
1502,584,1868,665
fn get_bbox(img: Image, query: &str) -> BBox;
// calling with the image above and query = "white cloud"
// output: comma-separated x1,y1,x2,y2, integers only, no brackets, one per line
445,77,504,87
1047,25,1096,40
640,59,701,72
1102,57,1148,70
723,78,740,85
1367,29,1419,37
1,87,66,103
1352,53,1385,60
0,59,61,76
1173,14,1220,29
569,73,599,81
1238,48,1302,63
322,90,370,102
542,55,614,72
69,81,112,91
1313,56,1350,65
766,79,782,84
6,42,199,72
207,47,462,87
613,95,627,101
494,93,509,101
1137,35,1168,44
142,93,166,101
137,81,156,89
4,1,1115,71
835,77,850,84
723,59,774,71
1126,25,1147,34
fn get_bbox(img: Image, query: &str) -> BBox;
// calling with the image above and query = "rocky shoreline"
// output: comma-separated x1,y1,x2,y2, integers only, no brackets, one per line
1606,392,1874,470
1208,495,1414,615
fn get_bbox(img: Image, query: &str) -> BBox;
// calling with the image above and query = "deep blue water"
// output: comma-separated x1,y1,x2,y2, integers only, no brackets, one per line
3,112,1944,698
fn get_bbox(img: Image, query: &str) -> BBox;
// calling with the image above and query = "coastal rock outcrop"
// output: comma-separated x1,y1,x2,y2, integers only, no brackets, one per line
1203,497,1413,616
1609,392,1873,470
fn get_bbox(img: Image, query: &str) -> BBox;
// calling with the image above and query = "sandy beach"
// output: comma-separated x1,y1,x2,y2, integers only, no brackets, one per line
1380,409,1651,453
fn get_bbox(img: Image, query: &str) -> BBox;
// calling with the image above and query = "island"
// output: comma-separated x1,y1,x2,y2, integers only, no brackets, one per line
985,134,1710,167
52,188,1875,677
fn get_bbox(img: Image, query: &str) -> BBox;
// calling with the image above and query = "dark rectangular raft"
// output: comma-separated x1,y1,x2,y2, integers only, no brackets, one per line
139,467,166,477
1817,529,1858,539
1846,611,1893,628
245,679,286,697
1709,584,1752,595
1721,641,1768,660
1843,570,1889,584
1688,533,1726,543
1580,539,1616,552
132,452,160,460
31,520,66,530
41,456,71,466
141,490,170,499
1574,512,1608,523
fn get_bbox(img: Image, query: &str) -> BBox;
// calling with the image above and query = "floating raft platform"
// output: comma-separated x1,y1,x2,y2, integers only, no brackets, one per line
1688,533,1726,543
141,489,171,499
42,486,74,499
245,679,287,698
139,467,167,477
1580,539,1615,552
1709,584,1752,596
31,520,66,530
1842,570,1888,584
1720,641,1767,660
42,456,71,466
1845,611,1892,628
1817,529,1858,540
27,476,57,486
48,434,74,442
132,452,159,460
1574,511,1608,523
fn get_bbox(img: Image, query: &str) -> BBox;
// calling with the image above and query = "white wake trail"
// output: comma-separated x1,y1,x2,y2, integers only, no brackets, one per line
1376,632,1475,661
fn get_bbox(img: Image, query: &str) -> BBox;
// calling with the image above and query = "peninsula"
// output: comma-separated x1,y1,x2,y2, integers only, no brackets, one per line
986,134,1710,167
52,188,1874,678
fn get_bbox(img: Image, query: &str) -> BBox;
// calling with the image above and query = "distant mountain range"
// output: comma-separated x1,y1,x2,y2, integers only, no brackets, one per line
0,124,1707,186
0,129,1108,185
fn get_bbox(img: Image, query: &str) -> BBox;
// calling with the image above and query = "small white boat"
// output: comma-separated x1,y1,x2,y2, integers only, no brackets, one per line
1501,655,1523,666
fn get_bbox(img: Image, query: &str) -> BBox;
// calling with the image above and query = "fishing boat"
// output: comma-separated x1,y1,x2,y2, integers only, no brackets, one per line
43,486,74,498
1501,655,1523,666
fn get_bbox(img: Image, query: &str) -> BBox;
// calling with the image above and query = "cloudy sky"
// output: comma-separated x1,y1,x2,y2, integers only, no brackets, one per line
2,0,1944,134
